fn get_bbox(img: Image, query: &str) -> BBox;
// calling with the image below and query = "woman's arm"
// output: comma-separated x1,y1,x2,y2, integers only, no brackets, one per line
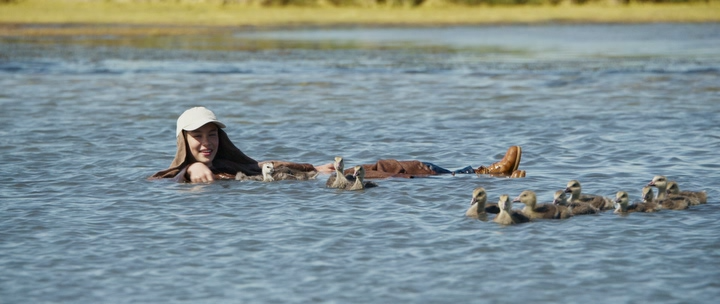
184,162,215,183
313,162,334,174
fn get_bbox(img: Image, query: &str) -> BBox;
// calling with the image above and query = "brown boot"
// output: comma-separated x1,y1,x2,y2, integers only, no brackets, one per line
475,146,522,176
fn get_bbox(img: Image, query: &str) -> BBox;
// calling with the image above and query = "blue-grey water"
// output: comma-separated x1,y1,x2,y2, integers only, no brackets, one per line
1,23,719,303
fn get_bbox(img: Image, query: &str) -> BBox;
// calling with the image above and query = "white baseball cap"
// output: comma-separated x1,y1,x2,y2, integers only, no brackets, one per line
176,107,226,137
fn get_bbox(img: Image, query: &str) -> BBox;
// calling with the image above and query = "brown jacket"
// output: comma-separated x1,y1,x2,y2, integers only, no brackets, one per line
343,159,437,179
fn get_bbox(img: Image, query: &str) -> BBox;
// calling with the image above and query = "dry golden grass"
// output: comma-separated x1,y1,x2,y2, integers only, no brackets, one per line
1,0,719,36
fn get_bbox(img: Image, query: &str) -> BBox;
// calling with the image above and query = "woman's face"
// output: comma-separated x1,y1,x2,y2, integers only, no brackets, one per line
185,123,219,166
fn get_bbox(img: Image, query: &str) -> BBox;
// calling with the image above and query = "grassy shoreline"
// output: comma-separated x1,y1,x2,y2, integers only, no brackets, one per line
1,1,719,36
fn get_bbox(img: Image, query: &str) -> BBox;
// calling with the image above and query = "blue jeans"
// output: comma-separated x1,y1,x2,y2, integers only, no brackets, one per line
422,162,474,175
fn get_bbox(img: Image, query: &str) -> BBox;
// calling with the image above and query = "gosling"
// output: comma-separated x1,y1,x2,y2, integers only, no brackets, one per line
494,194,531,225
514,190,572,220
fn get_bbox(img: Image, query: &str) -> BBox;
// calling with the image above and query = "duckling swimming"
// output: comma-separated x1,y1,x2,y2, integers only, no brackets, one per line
326,156,352,188
553,189,599,215
235,162,275,182
647,175,690,210
514,190,572,220
564,180,614,211
647,176,671,200
614,191,659,213
641,186,654,203
465,187,500,219
494,194,531,225
635,186,661,212
666,181,706,206
345,165,378,191
271,164,319,181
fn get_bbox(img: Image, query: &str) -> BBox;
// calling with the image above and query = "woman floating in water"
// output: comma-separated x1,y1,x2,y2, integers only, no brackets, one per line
150,107,525,183
149,106,325,183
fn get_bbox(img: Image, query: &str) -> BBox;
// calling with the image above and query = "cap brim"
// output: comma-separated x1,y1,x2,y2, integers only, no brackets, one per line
178,120,226,137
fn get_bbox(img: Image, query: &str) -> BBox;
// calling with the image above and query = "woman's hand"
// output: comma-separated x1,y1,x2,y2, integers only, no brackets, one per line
314,163,335,174
186,162,215,183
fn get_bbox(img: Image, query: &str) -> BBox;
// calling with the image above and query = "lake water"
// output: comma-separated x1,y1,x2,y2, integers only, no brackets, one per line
1,23,719,303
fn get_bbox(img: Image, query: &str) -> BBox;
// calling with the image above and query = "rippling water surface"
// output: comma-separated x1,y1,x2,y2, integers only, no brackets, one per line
1,23,720,303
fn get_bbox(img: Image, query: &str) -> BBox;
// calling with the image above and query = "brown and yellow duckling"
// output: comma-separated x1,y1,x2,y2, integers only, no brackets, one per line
513,190,572,220
271,164,319,181
666,181,706,206
614,190,660,214
345,165,378,191
465,187,500,220
326,156,352,188
641,186,654,203
564,180,614,211
235,162,275,182
635,186,661,212
553,189,599,215
647,175,690,210
494,194,531,225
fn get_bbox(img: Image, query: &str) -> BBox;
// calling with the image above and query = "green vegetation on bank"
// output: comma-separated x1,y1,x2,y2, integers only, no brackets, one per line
1,0,719,36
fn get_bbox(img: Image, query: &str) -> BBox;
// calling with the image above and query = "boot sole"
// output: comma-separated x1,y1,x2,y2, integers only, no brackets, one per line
511,146,522,172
